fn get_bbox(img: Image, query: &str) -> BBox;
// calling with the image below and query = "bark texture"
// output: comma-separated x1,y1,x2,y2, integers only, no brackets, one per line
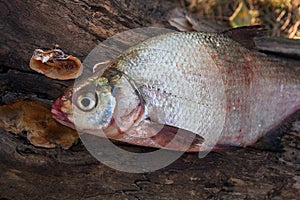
0,0,299,199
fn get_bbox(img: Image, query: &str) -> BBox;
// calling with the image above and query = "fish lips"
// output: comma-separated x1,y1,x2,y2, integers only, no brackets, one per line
51,94,75,130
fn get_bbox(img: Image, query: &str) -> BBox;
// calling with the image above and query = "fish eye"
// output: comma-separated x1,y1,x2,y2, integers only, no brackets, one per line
77,93,97,111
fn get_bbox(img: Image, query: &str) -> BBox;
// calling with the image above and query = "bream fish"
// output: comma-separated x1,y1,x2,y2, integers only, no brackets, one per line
52,27,300,152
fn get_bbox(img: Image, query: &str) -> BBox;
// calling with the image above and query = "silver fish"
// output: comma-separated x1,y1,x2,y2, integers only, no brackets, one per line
52,27,300,152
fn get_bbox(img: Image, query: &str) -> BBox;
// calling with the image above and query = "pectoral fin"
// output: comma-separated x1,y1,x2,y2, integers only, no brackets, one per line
119,121,204,152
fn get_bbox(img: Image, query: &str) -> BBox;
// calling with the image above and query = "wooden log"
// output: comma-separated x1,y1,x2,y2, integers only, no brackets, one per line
0,0,299,199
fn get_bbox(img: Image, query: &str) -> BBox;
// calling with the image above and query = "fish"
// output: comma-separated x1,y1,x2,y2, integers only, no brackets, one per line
51,26,300,152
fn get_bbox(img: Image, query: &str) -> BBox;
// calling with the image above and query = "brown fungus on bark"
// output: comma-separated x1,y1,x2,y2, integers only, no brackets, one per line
0,100,79,149
29,48,83,80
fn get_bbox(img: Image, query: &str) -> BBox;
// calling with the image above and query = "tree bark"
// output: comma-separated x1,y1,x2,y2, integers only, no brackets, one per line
0,0,299,199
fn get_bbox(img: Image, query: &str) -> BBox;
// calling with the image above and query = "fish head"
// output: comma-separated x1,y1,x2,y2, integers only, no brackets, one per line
52,74,116,131
52,69,146,138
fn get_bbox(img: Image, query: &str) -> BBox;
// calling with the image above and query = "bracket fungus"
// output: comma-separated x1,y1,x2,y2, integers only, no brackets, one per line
29,49,83,80
0,100,78,149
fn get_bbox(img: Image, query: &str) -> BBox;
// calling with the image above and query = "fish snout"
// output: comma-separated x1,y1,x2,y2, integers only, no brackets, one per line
51,94,75,129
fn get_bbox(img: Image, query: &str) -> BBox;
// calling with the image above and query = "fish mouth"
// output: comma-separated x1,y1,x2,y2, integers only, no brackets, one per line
51,93,75,129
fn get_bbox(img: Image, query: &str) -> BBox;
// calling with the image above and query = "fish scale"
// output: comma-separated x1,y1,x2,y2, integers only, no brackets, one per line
115,32,227,148
201,35,300,146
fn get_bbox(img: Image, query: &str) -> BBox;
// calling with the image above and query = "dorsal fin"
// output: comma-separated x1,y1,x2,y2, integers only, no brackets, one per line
82,27,176,77
222,25,267,49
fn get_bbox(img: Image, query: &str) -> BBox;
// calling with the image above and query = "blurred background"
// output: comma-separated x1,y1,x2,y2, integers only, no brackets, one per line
184,0,300,39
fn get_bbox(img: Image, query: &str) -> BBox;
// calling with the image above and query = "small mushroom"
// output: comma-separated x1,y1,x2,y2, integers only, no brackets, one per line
29,48,83,80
